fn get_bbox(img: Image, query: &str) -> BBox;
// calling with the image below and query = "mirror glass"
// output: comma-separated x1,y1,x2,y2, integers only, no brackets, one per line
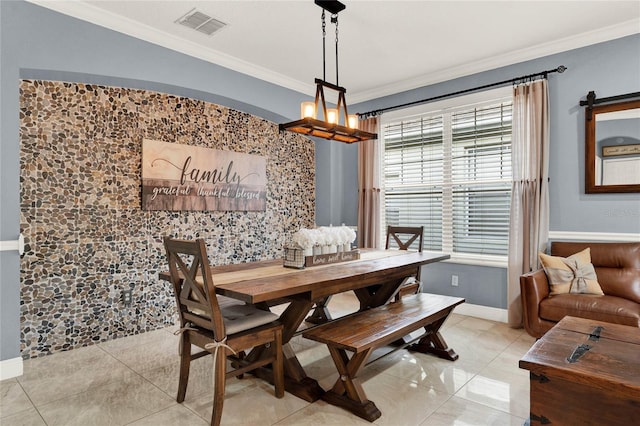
586,99,640,193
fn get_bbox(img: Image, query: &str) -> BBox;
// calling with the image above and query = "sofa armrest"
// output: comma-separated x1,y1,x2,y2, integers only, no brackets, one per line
520,269,553,338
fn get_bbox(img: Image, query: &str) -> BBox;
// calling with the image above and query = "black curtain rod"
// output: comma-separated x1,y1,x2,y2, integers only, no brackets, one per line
357,65,567,119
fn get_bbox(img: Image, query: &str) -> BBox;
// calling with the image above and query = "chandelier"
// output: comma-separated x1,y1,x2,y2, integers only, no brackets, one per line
279,0,377,143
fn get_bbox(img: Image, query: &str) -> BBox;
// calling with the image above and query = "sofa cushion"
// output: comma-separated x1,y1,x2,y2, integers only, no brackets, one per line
539,248,604,295
540,294,640,327
551,242,640,303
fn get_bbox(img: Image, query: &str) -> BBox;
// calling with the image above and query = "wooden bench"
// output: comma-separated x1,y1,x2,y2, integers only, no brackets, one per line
302,293,464,422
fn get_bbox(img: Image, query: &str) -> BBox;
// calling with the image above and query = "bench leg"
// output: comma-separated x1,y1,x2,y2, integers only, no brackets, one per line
408,315,459,361
322,346,382,422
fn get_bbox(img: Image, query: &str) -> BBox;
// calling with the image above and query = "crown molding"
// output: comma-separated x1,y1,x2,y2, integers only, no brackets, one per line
349,18,640,104
26,1,639,104
25,0,314,96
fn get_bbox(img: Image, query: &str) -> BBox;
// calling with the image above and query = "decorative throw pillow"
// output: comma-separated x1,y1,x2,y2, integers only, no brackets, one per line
538,248,604,295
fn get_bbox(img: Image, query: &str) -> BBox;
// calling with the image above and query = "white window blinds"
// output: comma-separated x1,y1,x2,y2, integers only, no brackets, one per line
382,93,512,258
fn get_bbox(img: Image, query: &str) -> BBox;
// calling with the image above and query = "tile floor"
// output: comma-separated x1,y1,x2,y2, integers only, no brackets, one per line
0,293,535,425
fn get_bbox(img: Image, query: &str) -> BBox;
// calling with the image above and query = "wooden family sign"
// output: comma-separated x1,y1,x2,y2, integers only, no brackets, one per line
141,139,267,211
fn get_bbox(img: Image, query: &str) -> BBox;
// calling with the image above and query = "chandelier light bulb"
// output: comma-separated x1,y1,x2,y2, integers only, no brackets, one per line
327,108,339,124
300,101,316,119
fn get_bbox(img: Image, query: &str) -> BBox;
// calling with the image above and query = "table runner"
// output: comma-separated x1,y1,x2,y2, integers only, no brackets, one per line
211,250,410,285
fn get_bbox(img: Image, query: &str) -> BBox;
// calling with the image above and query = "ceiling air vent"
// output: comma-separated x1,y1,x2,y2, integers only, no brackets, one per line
176,9,226,36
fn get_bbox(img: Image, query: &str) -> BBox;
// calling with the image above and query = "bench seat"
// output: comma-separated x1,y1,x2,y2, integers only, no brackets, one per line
304,293,464,352
302,293,464,422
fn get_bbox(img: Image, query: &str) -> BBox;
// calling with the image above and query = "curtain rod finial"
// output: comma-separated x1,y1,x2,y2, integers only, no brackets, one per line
557,65,567,73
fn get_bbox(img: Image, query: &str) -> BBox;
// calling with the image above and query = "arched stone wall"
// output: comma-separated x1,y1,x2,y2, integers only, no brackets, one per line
19,80,315,358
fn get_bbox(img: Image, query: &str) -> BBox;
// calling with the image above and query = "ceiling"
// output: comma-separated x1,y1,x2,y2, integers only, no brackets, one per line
27,1,640,103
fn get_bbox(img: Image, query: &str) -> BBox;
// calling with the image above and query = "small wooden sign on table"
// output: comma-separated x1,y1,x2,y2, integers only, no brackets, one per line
305,250,360,267
283,247,360,269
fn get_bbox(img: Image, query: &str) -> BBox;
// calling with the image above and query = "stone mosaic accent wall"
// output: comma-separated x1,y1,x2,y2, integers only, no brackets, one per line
19,80,315,359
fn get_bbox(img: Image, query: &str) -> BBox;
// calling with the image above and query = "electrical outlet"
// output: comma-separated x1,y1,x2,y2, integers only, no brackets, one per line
451,275,459,287
122,289,132,306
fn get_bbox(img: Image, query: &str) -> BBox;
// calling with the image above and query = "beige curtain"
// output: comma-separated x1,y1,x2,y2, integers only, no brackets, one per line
357,117,381,248
507,79,550,327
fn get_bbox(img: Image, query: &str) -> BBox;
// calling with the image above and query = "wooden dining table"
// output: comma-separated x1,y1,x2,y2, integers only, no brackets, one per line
160,249,452,402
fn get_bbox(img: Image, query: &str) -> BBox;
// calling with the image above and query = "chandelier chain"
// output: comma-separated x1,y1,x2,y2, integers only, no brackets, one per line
334,14,339,86
322,10,326,36
321,10,326,81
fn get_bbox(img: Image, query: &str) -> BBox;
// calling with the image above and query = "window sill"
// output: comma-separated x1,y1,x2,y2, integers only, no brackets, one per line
442,253,507,269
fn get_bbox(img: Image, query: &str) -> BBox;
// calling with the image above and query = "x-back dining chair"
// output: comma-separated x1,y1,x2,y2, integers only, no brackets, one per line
385,225,424,301
163,237,284,426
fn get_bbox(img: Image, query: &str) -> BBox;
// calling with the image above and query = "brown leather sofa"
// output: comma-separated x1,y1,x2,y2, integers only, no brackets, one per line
520,241,640,338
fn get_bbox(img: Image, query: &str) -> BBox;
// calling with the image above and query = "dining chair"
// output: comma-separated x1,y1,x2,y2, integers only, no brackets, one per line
385,225,424,301
163,237,284,426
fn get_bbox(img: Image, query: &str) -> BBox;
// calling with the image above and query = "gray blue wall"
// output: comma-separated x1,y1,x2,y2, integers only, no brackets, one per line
1,0,639,361
350,34,640,307
0,0,320,361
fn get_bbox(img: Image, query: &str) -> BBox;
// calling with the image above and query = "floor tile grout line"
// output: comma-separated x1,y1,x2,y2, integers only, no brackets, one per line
95,338,234,424
16,345,146,411
417,393,457,426
94,338,205,425
120,404,205,426
5,379,50,425
30,355,167,425
449,338,531,421
7,308,534,425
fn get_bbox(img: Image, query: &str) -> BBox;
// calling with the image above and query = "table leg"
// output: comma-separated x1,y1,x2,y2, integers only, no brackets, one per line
305,296,333,324
353,277,407,310
249,296,326,402
322,346,382,422
407,315,459,361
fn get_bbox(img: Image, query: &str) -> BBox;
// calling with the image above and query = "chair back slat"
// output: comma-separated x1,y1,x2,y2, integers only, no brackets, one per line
385,226,424,252
164,237,226,341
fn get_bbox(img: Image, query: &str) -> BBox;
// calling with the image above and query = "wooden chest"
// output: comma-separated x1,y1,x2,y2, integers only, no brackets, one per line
519,316,640,425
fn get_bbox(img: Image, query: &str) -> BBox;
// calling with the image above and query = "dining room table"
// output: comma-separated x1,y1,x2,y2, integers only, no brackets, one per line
159,248,453,402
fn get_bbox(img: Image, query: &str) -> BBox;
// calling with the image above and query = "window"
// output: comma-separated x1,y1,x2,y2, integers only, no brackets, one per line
381,88,512,263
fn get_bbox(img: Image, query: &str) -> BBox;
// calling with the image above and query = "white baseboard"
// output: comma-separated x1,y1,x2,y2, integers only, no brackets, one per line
453,303,508,323
0,357,23,380
549,231,640,242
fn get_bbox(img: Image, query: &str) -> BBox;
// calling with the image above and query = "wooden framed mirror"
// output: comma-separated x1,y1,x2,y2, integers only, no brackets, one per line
584,93,640,194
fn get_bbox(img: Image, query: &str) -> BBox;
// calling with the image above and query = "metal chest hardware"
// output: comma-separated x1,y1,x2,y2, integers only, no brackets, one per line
566,343,591,363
